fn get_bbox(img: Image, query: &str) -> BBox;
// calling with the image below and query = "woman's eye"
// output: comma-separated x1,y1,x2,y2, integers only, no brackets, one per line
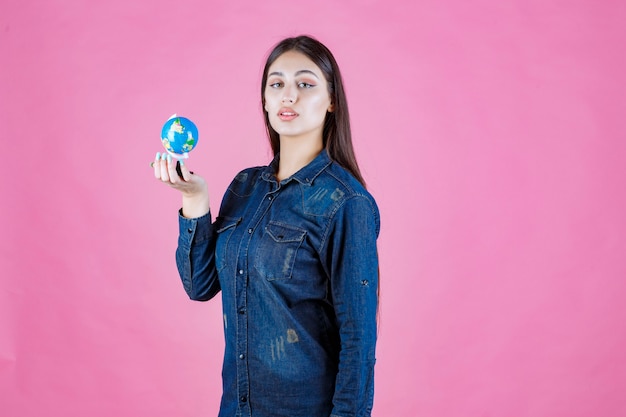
268,82,282,88
298,82,314,88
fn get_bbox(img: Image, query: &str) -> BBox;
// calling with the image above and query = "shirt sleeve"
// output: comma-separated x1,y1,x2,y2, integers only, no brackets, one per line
175,209,222,301
325,195,380,417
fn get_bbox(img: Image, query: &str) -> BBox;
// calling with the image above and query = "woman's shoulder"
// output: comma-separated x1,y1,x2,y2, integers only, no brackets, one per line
224,164,268,197
303,160,378,218
318,162,380,234
231,165,266,183
324,161,376,202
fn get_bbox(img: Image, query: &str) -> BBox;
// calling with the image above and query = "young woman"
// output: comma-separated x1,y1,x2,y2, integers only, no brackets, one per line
153,35,380,417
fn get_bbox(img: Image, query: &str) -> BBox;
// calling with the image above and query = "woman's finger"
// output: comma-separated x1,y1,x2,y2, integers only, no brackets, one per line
165,154,175,183
159,153,171,182
153,152,162,179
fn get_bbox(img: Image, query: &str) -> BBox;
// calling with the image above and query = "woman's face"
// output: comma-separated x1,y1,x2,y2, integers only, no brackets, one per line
264,51,334,143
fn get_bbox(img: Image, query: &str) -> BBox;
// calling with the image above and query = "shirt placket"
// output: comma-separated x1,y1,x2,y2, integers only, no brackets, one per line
235,178,279,416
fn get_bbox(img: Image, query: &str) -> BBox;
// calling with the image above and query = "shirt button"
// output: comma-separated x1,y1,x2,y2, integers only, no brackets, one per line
248,228,253,234
238,309,246,315
239,269,244,275
187,228,193,233
268,195,273,200
240,396,247,403
239,354,245,360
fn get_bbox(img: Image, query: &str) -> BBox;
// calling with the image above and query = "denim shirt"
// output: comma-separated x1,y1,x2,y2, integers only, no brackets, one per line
175,150,380,417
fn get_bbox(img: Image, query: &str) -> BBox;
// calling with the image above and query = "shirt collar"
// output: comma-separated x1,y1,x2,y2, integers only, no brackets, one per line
261,149,332,186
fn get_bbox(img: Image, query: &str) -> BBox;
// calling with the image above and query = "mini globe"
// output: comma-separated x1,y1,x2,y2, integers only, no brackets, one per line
161,116,199,158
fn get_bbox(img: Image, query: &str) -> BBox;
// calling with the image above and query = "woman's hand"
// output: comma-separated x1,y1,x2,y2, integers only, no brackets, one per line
153,152,210,219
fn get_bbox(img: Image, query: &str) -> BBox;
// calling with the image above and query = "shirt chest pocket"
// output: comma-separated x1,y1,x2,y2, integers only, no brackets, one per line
215,216,242,272
254,221,307,281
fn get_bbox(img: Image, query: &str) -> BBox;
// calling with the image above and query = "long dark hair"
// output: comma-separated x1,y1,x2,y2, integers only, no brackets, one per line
261,35,366,187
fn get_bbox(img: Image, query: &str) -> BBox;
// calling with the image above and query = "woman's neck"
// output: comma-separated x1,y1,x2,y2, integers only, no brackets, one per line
276,137,323,182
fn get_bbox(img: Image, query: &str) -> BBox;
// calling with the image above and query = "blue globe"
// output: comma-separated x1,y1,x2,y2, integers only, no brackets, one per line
161,116,199,156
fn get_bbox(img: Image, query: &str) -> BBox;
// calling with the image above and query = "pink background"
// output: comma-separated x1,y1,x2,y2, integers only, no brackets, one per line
1,0,625,416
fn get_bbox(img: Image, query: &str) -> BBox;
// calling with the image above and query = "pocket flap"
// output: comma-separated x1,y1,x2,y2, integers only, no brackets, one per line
265,222,306,243
215,216,242,233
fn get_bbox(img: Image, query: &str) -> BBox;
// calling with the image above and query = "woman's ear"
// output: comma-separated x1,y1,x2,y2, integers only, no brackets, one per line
328,102,335,112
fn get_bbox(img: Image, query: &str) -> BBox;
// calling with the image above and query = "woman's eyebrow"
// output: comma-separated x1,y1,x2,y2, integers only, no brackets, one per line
268,69,320,79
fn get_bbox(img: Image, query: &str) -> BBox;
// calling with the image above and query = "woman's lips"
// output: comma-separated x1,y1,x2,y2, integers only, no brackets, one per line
278,107,298,121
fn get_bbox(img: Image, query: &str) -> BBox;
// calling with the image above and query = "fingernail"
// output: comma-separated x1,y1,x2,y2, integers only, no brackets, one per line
156,152,161,161
167,154,172,163
179,159,185,166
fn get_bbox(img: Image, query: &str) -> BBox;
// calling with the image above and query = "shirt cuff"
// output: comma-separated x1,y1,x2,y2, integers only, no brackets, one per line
178,209,213,246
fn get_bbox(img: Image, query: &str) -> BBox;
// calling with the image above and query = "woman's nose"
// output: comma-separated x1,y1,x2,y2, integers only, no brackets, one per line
281,86,296,104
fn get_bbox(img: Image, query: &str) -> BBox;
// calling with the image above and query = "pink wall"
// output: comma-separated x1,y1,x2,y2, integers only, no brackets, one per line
1,1,625,416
